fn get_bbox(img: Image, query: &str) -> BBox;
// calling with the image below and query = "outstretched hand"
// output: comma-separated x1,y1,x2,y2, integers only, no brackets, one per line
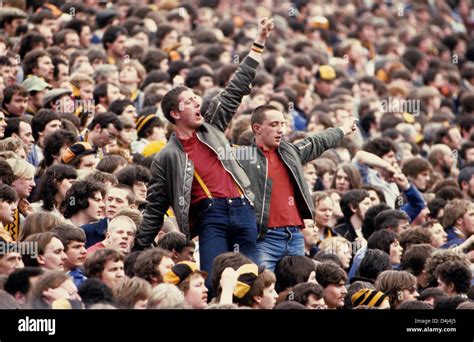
339,117,358,136
255,17,275,45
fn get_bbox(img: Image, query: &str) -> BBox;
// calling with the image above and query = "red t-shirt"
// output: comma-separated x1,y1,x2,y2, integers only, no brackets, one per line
262,148,303,228
179,132,240,206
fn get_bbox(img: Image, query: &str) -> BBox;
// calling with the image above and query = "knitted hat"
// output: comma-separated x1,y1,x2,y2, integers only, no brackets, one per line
61,142,96,164
351,289,389,308
163,261,207,285
315,65,336,81
233,264,259,299
135,114,161,138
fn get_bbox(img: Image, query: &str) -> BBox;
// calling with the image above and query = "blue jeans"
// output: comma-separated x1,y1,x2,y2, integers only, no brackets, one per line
196,197,257,291
253,226,304,272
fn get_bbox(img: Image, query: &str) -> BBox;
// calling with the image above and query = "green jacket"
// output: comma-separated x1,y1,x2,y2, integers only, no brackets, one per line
238,128,344,240
134,56,259,249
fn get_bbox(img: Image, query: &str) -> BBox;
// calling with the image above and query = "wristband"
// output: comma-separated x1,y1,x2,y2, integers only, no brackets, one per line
252,42,264,49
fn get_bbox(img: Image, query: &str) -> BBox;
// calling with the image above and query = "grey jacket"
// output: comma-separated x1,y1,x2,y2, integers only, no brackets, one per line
134,56,259,249
237,128,344,240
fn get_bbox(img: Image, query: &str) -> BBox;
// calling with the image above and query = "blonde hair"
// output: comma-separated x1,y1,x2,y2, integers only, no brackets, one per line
70,73,94,88
319,236,351,255
146,283,184,309
441,199,474,228
115,208,142,229
0,137,26,154
119,59,146,82
6,158,35,179
375,270,417,307
108,215,137,233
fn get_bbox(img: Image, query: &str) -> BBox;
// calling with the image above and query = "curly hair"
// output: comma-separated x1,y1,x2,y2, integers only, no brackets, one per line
435,260,471,295
62,180,106,219
84,248,124,279
133,248,172,284
42,129,76,168
36,165,77,211
424,249,470,288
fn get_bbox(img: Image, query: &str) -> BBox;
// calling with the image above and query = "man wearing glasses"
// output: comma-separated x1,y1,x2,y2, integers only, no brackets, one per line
80,112,123,159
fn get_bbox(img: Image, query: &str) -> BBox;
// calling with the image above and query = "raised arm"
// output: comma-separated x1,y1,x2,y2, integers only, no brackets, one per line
205,18,274,132
296,117,358,164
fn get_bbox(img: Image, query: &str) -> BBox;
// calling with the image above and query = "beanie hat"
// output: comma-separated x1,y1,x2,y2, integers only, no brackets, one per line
135,114,160,138
315,65,336,81
233,263,259,299
61,142,96,164
351,289,389,308
163,261,207,285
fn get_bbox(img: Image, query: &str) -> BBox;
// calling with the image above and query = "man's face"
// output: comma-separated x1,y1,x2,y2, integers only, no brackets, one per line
382,150,398,168
315,80,335,98
0,200,16,225
356,196,372,220
460,208,474,236
184,274,208,309
101,259,125,290
64,241,87,270
198,76,214,93
303,219,319,247
55,63,69,85
133,181,147,204
12,176,35,199
34,56,54,82
18,121,34,148
0,252,24,276
79,83,94,101
5,93,28,117
121,105,137,121
78,154,98,171
65,32,80,47
0,65,16,86
0,112,7,138
42,119,62,140
106,223,136,254
323,281,347,309
465,148,474,164
303,163,317,190
461,175,474,199
105,187,131,219
39,237,67,271
306,294,327,309
29,89,47,110
428,223,448,248
80,26,92,48
254,110,286,150
94,123,120,147
257,283,278,309
359,82,376,98
335,169,350,192
84,192,105,222
119,65,140,85
367,190,380,206
315,197,333,229
337,243,352,269
106,84,122,104
157,256,174,281
110,34,127,58
394,219,410,233
413,170,431,191
175,246,195,263
173,90,203,130
389,240,403,265
37,25,53,46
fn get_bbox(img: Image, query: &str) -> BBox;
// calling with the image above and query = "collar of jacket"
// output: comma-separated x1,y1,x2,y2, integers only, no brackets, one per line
169,125,209,152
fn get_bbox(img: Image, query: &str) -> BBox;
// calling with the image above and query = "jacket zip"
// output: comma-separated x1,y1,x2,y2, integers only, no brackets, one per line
280,150,312,218
195,132,251,202
259,157,268,236
209,101,222,125
181,153,189,229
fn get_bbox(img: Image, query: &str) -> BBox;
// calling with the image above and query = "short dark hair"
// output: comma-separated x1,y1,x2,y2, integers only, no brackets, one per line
184,67,214,89
50,224,86,250
402,158,432,178
4,117,28,138
42,129,76,167
156,231,193,253
0,161,14,185
290,282,324,306
22,49,51,76
362,204,391,240
62,180,106,219
84,248,124,279
108,99,134,116
435,260,471,294
4,267,44,298
363,138,397,158
96,155,128,174
134,248,172,283
251,105,279,131
31,109,61,141
315,262,347,288
77,278,114,308
274,256,317,293
399,228,432,251
87,112,123,131
458,167,474,188
357,249,391,282
0,184,18,203
102,25,127,51
115,165,150,187
160,86,188,124
340,189,370,219
374,209,410,231
3,84,28,104
367,229,400,254
401,244,434,277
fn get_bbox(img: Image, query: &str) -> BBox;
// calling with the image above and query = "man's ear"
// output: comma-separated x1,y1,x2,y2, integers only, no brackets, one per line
105,231,110,240
36,254,45,266
170,110,180,122
252,295,262,305
11,132,20,140
349,203,357,214
252,123,261,135
129,203,136,210
93,123,102,132
447,282,455,294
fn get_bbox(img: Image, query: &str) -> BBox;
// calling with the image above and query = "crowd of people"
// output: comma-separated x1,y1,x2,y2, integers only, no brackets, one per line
0,0,473,310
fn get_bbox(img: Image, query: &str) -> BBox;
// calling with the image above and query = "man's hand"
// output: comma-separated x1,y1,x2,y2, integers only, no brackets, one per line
255,17,275,45
393,172,410,191
339,117,358,136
